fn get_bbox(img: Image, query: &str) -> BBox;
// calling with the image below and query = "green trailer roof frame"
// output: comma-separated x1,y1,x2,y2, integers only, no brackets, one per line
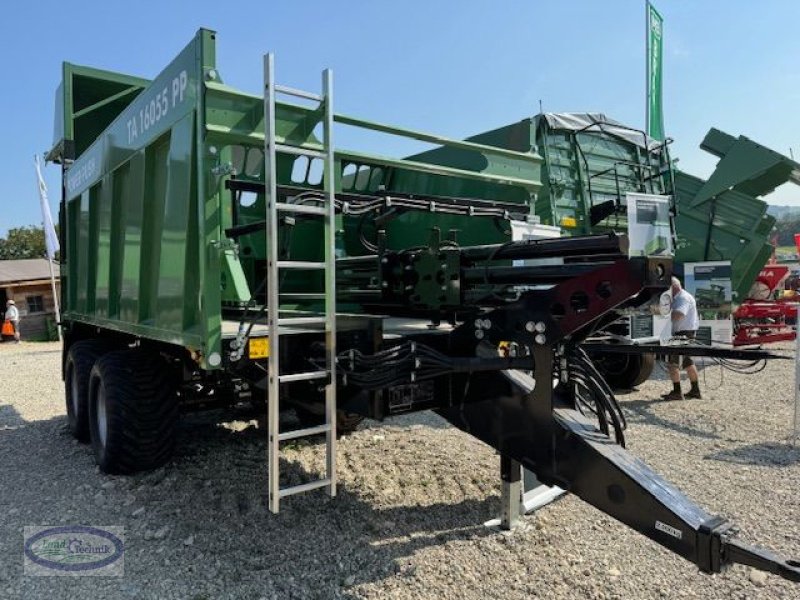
47,63,150,163
202,80,541,192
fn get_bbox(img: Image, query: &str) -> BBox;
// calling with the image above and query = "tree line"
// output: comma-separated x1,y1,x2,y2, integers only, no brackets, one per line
0,226,49,260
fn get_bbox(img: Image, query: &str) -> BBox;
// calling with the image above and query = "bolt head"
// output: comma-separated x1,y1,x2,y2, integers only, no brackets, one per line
534,321,546,333
534,334,546,345
525,321,536,333
475,330,485,340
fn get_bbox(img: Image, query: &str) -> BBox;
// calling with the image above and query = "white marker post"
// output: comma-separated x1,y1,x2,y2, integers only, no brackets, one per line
794,305,800,444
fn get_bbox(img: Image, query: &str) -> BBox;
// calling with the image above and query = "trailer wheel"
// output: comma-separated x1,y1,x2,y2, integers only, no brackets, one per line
65,340,112,442
594,352,655,391
88,349,179,474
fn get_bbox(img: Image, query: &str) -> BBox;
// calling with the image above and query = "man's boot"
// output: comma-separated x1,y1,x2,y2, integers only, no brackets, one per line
685,381,702,399
661,382,684,401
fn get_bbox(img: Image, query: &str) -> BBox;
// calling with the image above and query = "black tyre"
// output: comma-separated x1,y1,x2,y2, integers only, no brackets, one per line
65,340,112,442
88,349,179,474
594,351,655,391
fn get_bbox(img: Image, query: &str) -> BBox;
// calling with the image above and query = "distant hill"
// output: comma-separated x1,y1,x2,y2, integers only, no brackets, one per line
767,205,800,220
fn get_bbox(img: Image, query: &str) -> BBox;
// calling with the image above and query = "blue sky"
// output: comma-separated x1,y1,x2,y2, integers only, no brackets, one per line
1,0,798,235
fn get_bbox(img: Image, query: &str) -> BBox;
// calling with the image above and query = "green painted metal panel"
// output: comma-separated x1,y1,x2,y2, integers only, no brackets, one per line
75,191,89,313
95,177,113,317
673,170,777,302
157,114,196,329
119,156,144,325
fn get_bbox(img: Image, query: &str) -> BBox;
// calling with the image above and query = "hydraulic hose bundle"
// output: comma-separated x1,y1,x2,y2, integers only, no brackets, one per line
335,340,629,448
565,346,628,447
335,341,536,389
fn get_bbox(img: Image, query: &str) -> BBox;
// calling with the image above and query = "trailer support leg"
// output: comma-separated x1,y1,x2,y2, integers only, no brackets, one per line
486,456,566,531
500,455,521,530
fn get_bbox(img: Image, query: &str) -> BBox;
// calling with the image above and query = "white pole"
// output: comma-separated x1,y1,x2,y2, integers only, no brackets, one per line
794,305,799,444
47,257,62,342
645,0,650,135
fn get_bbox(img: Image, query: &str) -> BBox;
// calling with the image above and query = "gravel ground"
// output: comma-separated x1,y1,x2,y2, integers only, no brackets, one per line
1,340,799,599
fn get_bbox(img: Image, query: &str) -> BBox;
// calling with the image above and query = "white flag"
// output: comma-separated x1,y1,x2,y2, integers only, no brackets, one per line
35,154,60,260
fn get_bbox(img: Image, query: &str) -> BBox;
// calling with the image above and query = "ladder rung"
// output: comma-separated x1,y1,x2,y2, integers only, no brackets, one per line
280,293,325,300
277,317,327,326
273,84,323,102
275,202,327,216
278,370,329,383
278,478,332,499
275,143,327,160
277,261,326,269
277,327,326,336
278,424,331,441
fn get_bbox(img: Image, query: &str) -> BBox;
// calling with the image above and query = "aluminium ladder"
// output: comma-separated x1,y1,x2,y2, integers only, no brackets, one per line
263,53,337,514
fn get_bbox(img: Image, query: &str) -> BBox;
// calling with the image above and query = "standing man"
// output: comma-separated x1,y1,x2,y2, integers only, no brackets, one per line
663,276,700,400
4,300,20,343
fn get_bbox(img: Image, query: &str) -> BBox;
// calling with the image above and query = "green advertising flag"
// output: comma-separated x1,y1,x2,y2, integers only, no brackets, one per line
646,2,665,140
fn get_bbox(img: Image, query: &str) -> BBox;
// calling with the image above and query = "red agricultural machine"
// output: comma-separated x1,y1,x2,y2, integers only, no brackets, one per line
733,240,799,346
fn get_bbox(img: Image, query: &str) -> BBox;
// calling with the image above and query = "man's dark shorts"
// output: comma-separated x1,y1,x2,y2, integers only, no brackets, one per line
669,330,696,368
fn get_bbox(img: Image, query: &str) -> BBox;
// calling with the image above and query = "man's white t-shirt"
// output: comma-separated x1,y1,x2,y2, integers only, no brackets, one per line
5,305,19,322
671,289,699,332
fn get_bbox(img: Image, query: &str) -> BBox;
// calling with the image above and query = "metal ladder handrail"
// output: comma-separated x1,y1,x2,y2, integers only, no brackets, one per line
264,53,337,514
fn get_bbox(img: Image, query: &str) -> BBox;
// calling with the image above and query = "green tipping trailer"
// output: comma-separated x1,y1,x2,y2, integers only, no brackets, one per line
42,29,800,585
46,27,547,474
47,29,540,369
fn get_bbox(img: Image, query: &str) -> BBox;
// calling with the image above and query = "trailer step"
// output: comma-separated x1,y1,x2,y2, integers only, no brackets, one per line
274,143,326,160
278,370,328,383
274,84,322,102
278,424,331,441
275,202,326,216
278,478,332,499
